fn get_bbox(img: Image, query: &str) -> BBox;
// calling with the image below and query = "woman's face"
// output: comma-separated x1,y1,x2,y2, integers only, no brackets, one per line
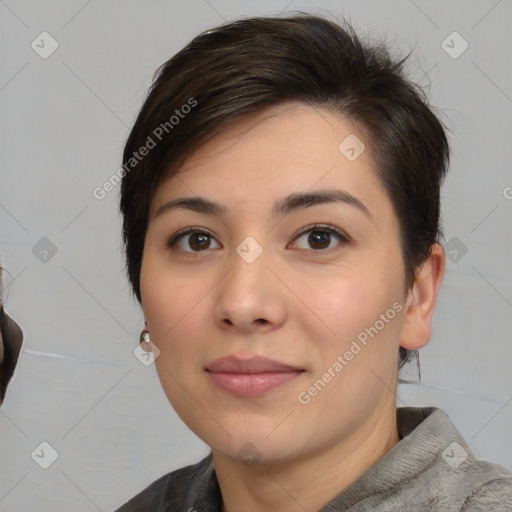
140,102,413,464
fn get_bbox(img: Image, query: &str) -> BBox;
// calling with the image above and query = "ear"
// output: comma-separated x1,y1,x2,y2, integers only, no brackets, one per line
399,243,445,350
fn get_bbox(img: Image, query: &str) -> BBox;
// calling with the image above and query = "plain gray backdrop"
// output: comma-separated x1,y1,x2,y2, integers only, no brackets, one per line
1,0,511,510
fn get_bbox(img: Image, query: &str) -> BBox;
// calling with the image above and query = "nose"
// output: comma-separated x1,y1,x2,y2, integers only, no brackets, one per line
212,241,287,333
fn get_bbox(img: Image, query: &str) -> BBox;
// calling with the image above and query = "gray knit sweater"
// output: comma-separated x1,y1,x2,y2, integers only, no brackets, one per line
114,407,512,511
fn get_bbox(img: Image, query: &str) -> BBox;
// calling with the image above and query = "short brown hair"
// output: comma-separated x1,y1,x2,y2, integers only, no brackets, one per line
119,13,450,369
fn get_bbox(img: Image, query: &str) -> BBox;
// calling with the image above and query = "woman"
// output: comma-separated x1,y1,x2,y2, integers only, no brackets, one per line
0,264,23,406
114,13,512,511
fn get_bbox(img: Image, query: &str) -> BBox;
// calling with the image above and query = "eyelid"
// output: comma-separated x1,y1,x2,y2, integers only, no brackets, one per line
168,226,215,245
292,223,350,243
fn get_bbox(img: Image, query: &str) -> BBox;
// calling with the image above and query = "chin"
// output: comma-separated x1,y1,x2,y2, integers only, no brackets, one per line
205,419,305,463
212,435,303,468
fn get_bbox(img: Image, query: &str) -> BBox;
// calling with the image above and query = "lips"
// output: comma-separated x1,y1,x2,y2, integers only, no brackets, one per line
205,355,305,397
206,355,302,373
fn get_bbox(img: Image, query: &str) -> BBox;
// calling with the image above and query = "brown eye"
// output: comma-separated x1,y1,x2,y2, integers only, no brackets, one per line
168,229,220,252
292,224,348,251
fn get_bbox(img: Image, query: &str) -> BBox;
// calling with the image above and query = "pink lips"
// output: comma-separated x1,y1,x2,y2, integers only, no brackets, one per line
205,355,304,397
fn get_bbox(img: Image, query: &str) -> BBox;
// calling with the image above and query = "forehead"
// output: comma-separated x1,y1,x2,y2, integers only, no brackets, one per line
177,102,372,175
151,102,391,223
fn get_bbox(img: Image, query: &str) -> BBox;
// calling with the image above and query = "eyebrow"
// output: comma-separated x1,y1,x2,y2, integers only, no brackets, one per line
155,189,372,221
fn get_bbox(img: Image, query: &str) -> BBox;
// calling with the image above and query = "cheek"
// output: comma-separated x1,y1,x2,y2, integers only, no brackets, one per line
302,273,402,368
140,254,211,358
305,277,378,346
302,279,403,407
140,246,182,329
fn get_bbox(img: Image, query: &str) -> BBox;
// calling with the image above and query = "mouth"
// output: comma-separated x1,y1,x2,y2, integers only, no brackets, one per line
205,355,305,397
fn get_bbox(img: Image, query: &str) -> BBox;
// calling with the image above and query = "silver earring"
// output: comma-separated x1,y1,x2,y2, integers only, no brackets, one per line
139,329,151,344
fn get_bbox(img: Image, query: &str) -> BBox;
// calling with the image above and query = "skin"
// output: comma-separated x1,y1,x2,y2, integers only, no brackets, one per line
139,102,445,512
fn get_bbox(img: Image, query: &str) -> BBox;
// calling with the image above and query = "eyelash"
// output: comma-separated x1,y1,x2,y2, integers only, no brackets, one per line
167,223,349,253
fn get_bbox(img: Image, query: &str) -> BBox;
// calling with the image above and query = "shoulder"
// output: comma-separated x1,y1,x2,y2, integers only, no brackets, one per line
113,452,215,512
460,464,512,511
410,465,512,512
378,407,512,511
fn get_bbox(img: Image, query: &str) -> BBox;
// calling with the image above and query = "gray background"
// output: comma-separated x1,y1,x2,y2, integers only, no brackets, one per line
1,0,511,510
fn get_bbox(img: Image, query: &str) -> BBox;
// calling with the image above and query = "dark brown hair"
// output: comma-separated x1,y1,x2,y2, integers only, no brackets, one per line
119,13,450,369
0,266,23,404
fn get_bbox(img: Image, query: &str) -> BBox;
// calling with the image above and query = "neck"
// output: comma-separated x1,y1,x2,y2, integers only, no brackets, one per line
214,404,400,512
